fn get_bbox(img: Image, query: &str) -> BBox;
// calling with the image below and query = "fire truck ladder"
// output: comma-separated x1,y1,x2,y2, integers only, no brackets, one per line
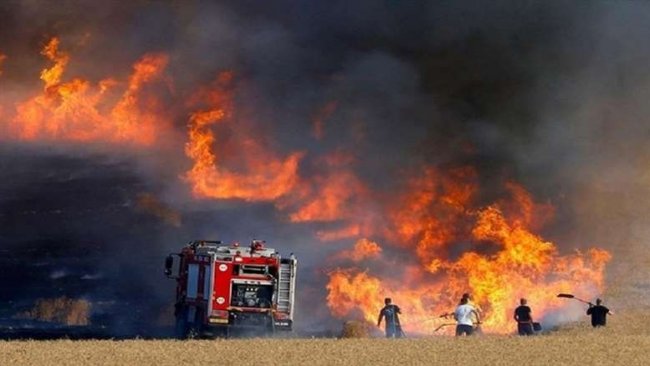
276,259,295,315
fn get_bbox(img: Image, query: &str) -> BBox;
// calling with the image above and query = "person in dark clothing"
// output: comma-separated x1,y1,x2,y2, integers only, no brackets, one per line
377,297,403,338
513,298,534,335
587,298,612,327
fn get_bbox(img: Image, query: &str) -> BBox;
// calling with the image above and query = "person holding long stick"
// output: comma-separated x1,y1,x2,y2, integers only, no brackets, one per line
461,293,483,334
454,296,480,336
557,293,614,328
587,298,613,327
377,297,403,338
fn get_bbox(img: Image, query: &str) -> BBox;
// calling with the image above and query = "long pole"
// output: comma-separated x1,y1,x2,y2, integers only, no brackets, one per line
390,307,396,338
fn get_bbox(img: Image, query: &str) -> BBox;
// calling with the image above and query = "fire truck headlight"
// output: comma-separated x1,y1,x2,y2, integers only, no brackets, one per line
212,310,229,318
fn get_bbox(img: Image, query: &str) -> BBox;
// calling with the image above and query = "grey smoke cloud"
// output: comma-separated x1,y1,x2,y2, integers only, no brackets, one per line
1,0,649,334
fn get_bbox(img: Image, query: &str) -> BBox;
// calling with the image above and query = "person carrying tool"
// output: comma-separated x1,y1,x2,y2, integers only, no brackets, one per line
461,293,483,333
513,298,534,335
454,297,480,336
461,293,482,313
587,298,613,327
377,297,403,338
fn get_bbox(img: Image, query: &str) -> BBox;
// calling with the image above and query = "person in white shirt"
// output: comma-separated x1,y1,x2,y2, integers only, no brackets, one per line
461,292,482,332
462,293,483,316
454,297,480,336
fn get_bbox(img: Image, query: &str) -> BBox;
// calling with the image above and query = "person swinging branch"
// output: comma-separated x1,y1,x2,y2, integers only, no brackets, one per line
454,297,480,336
377,297,403,338
461,293,483,334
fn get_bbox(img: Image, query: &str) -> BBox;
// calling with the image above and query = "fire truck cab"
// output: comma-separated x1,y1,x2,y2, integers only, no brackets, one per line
164,240,297,338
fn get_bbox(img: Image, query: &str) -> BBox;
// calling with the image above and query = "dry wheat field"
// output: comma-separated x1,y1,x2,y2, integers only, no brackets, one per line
3,253,648,366
1,310,648,366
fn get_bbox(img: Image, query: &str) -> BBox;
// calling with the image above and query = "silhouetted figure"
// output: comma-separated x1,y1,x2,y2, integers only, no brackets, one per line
514,298,534,335
377,297,403,338
587,298,612,327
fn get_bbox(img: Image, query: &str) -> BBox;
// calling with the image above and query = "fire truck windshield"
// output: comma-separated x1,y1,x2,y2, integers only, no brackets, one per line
231,284,273,308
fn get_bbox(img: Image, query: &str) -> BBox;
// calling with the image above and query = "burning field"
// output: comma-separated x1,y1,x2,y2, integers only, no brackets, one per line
2,0,650,340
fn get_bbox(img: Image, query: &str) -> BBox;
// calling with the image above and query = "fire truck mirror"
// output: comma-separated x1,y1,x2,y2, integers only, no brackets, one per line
164,255,174,277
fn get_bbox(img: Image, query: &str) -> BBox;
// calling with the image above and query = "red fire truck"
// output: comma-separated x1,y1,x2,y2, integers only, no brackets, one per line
164,240,297,338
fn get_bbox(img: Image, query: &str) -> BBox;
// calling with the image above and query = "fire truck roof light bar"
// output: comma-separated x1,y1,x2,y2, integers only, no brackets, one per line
189,240,223,246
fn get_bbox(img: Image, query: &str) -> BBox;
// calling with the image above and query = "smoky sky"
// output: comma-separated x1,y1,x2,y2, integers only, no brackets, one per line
1,0,650,334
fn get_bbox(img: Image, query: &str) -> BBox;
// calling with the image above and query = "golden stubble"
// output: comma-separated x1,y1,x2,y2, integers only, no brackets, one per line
0,310,647,366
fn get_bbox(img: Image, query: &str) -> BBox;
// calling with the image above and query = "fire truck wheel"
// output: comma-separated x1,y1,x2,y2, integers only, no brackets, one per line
264,315,276,337
186,327,200,340
175,318,188,339
175,308,190,339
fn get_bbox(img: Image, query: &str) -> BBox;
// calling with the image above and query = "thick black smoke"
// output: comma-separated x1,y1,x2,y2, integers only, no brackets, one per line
1,1,649,335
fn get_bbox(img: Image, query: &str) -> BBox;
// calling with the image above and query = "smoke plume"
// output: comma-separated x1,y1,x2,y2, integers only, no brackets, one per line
1,1,649,335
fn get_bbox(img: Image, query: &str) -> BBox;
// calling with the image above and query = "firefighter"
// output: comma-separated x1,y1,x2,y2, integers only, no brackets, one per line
377,297,403,338
461,293,483,315
461,293,483,333
454,296,480,336
513,298,534,335
587,298,613,327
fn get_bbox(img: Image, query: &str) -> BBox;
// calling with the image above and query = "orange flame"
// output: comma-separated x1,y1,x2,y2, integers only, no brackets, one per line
287,151,366,222
335,238,382,262
316,224,361,242
0,35,611,336
389,166,477,271
110,53,169,144
40,38,69,90
183,72,303,201
6,37,169,145
326,167,611,334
